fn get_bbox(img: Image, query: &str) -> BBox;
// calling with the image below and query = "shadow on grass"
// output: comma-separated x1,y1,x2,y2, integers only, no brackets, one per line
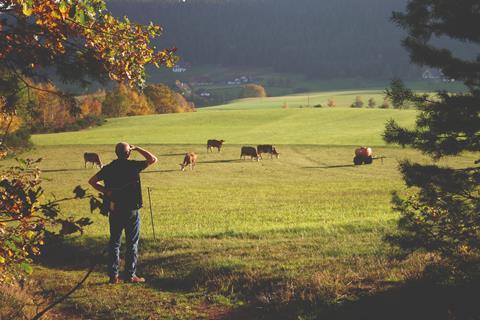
36,237,108,271
34,223,382,271
236,281,480,320
198,159,241,164
42,168,89,173
36,237,220,292
158,153,188,157
143,169,179,173
303,164,356,169
36,237,480,320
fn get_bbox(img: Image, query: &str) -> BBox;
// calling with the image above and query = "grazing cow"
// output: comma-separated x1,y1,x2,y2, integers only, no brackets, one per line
257,145,280,159
180,152,198,171
207,139,224,152
240,146,260,161
84,152,102,168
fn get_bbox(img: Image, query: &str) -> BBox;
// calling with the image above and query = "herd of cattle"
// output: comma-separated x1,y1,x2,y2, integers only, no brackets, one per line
84,139,280,172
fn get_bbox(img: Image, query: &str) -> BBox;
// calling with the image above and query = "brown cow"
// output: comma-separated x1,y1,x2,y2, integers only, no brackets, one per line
240,146,259,161
180,152,198,171
257,145,280,159
207,139,224,152
84,152,102,168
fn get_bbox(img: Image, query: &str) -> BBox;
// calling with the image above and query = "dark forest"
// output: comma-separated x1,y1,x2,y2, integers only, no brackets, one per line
108,0,420,80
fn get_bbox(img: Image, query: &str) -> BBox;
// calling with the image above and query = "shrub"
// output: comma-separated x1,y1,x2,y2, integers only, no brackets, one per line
350,96,364,108
240,84,267,98
3,127,32,149
368,98,376,108
103,84,153,117
76,115,106,129
61,115,105,132
379,99,390,109
144,83,195,114
0,159,93,283
327,98,336,108
79,96,102,117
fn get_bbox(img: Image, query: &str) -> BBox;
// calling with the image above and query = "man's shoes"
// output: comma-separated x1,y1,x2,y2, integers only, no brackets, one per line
109,275,122,284
128,276,145,283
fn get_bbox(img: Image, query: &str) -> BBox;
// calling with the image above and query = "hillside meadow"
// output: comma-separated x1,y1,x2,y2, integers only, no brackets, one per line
2,95,476,319
33,93,416,146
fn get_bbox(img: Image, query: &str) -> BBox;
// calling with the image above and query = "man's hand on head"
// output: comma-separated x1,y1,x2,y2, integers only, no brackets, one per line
125,144,157,165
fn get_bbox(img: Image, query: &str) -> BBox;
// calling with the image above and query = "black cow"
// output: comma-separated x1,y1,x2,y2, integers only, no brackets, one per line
240,146,259,161
257,145,280,159
207,139,224,152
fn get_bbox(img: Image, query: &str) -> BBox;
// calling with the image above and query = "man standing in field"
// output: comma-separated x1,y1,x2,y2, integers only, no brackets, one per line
88,142,157,284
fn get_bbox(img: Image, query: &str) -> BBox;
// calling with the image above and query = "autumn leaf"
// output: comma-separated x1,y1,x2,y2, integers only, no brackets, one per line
22,2,33,16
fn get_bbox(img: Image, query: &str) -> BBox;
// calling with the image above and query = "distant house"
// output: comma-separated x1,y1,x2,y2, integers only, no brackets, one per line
173,64,187,73
422,69,455,82
422,69,441,79
195,88,211,97
227,78,242,85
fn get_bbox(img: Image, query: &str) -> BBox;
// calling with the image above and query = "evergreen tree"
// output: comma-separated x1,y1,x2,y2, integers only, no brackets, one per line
384,0,480,266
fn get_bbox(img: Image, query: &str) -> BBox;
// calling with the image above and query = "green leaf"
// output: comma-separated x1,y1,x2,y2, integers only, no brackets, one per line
20,262,33,274
75,9,85,24
59,1,68,15
22,2,33,16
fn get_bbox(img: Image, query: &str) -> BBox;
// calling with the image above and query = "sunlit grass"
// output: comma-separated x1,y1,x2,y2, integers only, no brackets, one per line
4,102,476,319
32,106,417,146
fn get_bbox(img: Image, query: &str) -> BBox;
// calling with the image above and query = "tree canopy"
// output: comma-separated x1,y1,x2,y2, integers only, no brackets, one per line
144,83,194,113
0,0,176,87
384,0,480,266
240,84,267,98
385,0,480,158
0,0,177,144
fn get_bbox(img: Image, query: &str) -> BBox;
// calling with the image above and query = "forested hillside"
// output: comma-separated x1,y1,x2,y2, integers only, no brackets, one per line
109,0,417,80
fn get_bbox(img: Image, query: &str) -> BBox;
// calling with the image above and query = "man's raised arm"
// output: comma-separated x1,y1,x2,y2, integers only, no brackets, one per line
130,145,157,166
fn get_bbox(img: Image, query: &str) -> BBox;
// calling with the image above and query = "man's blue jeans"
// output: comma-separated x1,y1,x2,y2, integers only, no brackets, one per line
108,209,140,279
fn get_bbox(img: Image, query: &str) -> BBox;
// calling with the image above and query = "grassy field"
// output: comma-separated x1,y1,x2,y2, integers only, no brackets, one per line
207,90,388,110
2,95,475,319
33,96,417,146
